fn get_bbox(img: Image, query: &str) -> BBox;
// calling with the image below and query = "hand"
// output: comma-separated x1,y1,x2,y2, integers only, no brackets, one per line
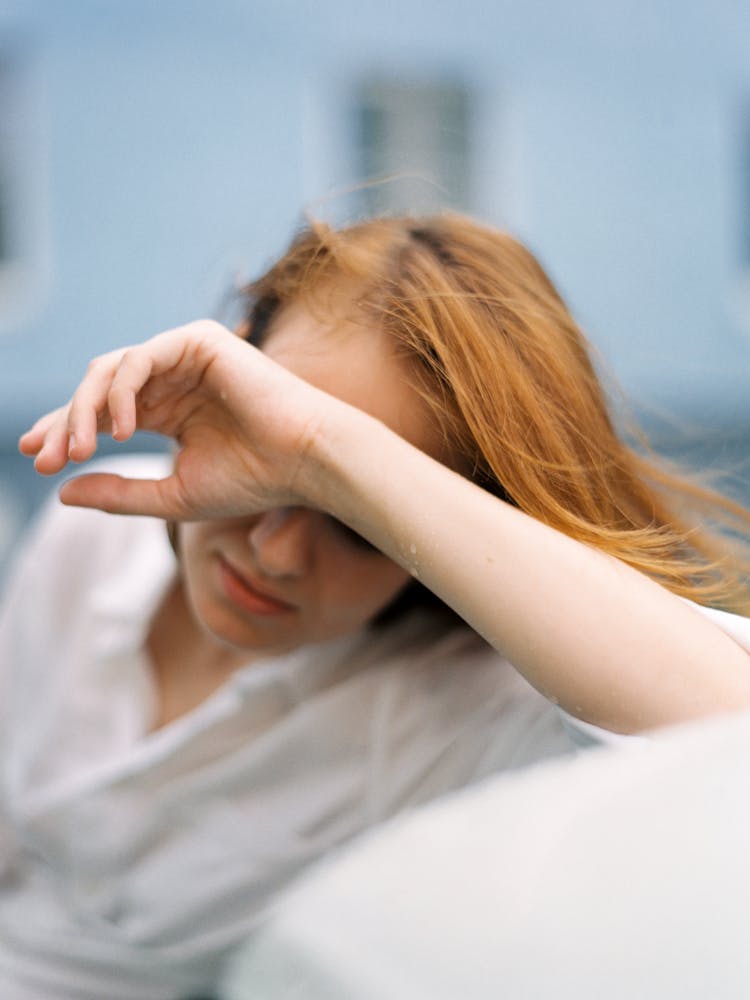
18,320,335,520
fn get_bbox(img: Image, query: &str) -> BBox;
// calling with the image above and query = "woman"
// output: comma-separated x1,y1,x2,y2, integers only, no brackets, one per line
9,213,750,997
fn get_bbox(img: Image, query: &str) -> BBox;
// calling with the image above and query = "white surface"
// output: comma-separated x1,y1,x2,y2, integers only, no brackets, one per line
0,454,605,999
223,705,750,1000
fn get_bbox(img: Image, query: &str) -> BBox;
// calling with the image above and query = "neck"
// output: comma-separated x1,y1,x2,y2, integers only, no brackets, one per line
146,579,250,730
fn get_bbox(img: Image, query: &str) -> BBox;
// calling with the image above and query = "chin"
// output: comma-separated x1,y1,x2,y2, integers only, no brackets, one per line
203,613,301,657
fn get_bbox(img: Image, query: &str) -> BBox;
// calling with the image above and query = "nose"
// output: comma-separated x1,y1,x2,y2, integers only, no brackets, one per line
246,507,314,579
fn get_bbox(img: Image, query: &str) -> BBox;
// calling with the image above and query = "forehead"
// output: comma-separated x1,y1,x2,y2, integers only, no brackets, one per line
261,301,444,460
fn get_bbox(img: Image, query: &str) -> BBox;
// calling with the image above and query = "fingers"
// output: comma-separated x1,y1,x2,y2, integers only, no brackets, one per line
67,350,129,457
70,323,227,440
20,320,234,478
18,349,129,473
59,472,187,520
20,334,186,469
105,346,159,439
19,407,79,475
18,408,65,457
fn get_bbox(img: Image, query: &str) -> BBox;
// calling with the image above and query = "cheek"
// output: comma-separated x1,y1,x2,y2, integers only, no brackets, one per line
174,527,209,592
174,525,224,607
320,552,412,621
175,525,205,573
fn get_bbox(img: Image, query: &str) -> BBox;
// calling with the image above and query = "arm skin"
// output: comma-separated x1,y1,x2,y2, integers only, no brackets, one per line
304,408,750,733
19,321,750,734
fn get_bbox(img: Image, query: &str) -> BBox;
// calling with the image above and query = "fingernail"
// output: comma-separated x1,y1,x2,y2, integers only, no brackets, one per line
111,420,119,438
68,434,76,456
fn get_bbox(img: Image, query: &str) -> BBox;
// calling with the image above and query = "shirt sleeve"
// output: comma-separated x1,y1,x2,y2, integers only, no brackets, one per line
557,708,649,749
686,600,750,653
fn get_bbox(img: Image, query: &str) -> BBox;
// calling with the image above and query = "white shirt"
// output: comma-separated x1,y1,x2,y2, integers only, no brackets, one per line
0,455,631,999
221,707,750,1000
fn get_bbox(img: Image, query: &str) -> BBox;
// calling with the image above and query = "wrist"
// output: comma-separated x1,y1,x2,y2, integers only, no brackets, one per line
292,400,380,515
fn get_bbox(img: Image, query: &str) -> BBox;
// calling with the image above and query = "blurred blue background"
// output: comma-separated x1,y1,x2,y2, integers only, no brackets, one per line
1,0,749,574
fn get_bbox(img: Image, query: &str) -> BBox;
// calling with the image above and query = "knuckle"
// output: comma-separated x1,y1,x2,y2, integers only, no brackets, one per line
192,319,227,339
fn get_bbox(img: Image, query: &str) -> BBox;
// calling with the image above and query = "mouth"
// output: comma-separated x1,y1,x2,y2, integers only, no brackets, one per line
217,556,297,617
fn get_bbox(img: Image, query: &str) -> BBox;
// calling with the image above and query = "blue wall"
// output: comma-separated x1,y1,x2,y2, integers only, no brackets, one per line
1,0,749,567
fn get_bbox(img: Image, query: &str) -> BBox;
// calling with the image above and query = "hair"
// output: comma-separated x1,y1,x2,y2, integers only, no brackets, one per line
240,212,750,617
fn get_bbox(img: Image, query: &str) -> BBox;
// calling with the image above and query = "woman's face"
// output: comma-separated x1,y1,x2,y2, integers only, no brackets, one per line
177,298,444,655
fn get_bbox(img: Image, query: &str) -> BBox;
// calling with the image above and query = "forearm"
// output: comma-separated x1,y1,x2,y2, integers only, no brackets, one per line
302,407,750,733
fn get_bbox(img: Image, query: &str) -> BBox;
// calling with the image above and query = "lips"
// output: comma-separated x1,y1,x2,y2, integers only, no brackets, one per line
217,556,296,616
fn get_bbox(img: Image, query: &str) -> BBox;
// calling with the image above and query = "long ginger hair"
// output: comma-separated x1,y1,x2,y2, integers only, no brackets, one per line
242,213,750,614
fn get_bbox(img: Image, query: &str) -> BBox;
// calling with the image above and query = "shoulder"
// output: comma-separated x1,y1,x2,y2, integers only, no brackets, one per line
363,617,554,722
342,616,576,801
351,615,521,706
364,615,656,757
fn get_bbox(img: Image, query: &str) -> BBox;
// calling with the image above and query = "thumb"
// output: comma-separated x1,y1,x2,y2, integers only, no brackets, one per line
59,472,190,520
